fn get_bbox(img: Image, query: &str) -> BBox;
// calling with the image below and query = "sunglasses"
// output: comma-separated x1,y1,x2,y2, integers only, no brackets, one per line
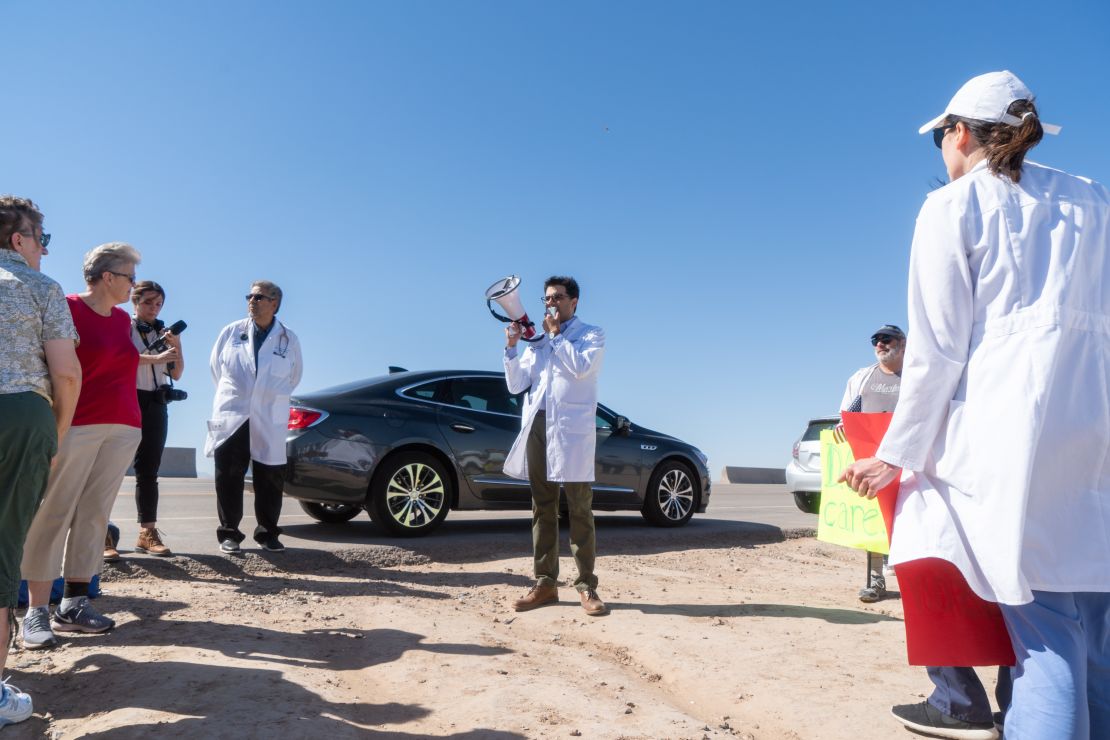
542,293,569,304
246,293,274,303
20,231,51,248
932,123,957,149
108,271,136,284
871,334,899,346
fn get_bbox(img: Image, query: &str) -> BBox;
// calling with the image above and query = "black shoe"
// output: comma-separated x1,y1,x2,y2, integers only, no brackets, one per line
260,537,285,553
891,701,998,740
219,538,241,554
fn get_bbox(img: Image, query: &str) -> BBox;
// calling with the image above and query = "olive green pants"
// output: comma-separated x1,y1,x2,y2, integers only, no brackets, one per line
0,392,57,608
526,413,597,592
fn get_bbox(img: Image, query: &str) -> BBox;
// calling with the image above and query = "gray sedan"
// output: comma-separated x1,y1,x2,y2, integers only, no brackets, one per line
284,369,711,536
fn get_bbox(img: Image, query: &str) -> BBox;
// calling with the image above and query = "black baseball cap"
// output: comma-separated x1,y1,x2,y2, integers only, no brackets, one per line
871,324,906,341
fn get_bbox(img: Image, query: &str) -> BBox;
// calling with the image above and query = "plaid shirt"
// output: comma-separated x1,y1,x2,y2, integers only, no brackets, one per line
0,249,78,402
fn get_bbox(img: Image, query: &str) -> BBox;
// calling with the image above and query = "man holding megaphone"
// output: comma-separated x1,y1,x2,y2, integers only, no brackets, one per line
502,276,608,616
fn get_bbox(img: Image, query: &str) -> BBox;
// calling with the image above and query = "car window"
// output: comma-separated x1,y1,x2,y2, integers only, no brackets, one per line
801,419,838,441
400,380,447,402
447,377,523,415
596,413,611,430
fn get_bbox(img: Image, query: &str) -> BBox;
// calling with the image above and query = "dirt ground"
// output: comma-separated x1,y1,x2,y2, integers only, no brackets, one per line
5,526,1003,739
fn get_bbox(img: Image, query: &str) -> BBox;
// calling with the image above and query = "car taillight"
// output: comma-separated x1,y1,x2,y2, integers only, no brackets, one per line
288,406,324,430
792,441,800,460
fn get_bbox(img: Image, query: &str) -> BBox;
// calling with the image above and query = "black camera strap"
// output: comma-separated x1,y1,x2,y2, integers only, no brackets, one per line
134,321,173,391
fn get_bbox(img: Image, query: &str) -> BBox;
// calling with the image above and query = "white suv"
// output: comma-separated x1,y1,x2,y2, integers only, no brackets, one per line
784,416,839,513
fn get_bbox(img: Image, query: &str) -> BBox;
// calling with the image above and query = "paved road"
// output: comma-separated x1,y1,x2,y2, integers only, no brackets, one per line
108,478,815,560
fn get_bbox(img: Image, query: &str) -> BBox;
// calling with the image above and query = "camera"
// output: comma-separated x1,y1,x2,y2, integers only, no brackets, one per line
153,384,188,404
143,319,188,354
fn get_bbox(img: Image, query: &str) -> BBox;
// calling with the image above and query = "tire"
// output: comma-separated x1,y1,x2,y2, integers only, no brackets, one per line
369,451,452,537
298,501,361,523
641,460,697,527
792,491,820,514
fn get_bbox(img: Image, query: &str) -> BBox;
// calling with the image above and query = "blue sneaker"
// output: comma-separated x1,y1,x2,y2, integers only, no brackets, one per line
0,680,33,727
21,608,57,650
52,598,114,634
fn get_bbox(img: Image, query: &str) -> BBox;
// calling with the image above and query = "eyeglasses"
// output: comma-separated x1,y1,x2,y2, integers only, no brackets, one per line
108,271,136,284
932,123,957,149
19,231,50,248
246,293,274,303
542,293,569,304
871,334,899,346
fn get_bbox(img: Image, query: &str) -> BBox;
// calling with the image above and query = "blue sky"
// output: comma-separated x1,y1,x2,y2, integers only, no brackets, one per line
7,2,1110,475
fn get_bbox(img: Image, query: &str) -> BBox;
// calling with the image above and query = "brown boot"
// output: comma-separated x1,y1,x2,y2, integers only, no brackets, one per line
103,531,121,563
513,583,558,612
580,589,608,616
135,528,172,557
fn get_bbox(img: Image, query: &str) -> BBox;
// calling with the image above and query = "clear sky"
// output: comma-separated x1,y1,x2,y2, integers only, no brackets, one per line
7,2,1110,476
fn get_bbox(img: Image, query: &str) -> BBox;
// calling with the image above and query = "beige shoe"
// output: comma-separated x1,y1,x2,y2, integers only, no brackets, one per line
103,531,121,563
580,589,608,616
135,528,172,557
513,584,558,612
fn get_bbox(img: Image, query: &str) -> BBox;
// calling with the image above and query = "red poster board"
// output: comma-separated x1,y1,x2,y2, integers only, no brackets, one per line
840,412,1015,667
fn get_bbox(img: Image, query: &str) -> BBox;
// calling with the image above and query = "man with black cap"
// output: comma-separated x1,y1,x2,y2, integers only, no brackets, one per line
839,324,905,602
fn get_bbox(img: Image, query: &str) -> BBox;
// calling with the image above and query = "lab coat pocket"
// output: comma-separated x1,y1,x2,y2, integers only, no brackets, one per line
272,394,291,425
556,402,594,435
934,399,975,494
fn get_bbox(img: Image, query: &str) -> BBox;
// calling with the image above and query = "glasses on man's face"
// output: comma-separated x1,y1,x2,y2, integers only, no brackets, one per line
108,271,136,285
19,231,50,248
542,293,569,304
871,335,898,346
246,293,273,303
933,123,957,149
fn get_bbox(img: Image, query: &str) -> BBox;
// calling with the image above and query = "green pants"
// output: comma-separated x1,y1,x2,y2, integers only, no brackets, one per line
526,413,597,592
0,392,57,608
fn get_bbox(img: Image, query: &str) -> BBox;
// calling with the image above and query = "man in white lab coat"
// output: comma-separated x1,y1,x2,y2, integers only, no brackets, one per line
503,276,607,616
206,280,302,554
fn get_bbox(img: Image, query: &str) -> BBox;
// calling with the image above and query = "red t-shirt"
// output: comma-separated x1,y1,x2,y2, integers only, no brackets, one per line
69,295,141,428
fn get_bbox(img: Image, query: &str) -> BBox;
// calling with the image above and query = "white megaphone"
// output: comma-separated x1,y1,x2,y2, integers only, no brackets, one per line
485,275,538,340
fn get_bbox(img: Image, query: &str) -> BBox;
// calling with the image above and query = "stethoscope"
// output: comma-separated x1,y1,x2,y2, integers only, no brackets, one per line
238,322,290,358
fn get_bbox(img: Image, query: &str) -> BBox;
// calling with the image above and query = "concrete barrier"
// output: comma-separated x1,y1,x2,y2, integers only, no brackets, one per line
126,447,197,478
720,466,786,484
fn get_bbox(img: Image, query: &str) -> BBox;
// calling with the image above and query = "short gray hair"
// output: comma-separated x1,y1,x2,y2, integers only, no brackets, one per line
83,242,141,284
251,279,283,313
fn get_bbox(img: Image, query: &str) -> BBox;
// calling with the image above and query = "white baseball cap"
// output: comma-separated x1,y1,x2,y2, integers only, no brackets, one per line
918,70,1061,136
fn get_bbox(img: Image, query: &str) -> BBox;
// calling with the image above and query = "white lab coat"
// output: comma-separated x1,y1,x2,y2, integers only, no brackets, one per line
877,160,1110,605
205,318,303,465
503,317,605,482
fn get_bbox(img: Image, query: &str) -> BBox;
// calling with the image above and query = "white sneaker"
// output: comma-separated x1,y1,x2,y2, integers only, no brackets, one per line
0,679,33,727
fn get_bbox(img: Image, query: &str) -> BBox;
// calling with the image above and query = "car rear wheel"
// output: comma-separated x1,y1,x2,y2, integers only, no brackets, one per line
792,491,820,514
370,451,451,537
298,501,362,523
641,460,697,527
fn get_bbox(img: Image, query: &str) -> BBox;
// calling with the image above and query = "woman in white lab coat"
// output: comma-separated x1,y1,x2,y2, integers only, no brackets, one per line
842,71,1110,739
206,280,302,554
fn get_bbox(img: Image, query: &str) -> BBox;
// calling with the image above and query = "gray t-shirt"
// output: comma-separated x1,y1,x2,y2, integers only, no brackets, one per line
859,365,901,412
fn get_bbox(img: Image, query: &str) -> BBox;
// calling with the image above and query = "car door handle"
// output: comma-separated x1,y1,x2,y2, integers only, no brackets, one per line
450,423,475,433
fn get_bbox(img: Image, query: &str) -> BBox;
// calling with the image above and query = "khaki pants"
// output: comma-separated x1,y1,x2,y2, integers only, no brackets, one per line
526,413,597,592
21,424,141,582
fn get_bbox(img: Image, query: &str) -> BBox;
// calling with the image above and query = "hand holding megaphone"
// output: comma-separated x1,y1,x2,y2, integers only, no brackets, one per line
486,275,540,341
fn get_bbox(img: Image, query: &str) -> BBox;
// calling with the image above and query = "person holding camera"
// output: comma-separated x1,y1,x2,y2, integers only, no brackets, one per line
126,280,185,558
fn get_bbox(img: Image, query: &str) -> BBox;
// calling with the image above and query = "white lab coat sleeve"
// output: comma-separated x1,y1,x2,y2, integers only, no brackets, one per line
210,326,229,386
289,331,303,391
877,196,975,471
549,325,605,378
503,345,535,394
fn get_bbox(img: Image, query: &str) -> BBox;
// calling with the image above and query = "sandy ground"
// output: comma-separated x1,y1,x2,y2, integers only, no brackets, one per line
4,527,1003,740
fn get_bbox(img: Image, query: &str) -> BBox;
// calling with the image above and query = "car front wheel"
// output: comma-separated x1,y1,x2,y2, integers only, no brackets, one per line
369,451,452,537
298,501,362,523
641,460,697,527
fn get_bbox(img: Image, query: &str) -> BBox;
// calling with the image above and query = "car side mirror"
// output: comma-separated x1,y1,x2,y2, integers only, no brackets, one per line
614,415,632,435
